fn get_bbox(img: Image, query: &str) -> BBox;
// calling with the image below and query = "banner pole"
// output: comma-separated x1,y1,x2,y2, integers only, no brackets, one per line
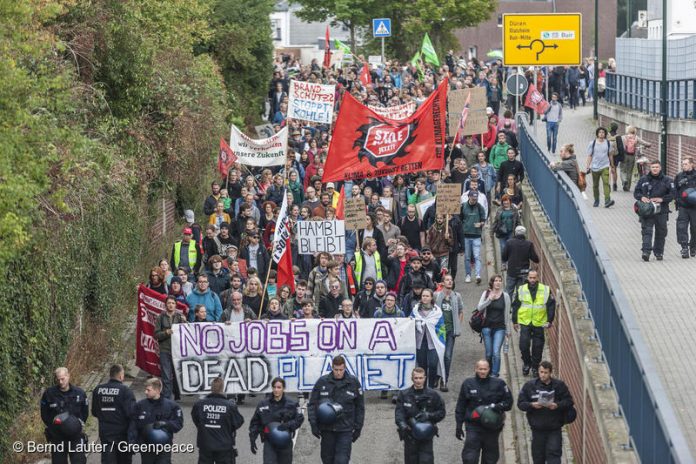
258,262,273,319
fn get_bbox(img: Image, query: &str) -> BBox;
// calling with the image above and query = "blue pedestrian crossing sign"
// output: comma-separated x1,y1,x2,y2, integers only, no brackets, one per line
372,18,391,38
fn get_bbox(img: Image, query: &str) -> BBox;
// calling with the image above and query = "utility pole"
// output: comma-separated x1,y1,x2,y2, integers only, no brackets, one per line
626,0,632,38
593,0,599,120
660,0,668,169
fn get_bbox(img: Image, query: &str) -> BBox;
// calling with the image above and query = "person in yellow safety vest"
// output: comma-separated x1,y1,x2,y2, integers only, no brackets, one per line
352,237,383,289
326,182,340,208
171,226,202,276
511,270,556,378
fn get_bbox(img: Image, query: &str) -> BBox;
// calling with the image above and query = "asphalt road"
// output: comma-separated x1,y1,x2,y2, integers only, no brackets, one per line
86,254,493,464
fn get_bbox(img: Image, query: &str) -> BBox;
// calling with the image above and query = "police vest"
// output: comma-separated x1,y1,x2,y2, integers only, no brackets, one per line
354,251,382,286
174,241,197,269
517,284,550,327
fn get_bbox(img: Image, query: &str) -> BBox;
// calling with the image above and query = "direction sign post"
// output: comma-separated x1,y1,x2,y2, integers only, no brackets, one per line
502,13,582,66
372,18,392,65
506,72,529,117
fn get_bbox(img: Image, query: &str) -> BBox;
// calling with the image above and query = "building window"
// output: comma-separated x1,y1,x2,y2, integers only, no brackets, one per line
271,19,281,41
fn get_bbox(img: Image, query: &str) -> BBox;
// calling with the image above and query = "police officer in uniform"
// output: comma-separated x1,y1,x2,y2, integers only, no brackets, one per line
674,156,696,258
133,377,184,464
192,376,244,464
308,355,365,464
395,367,446,464
633,160,675,261
249,377,305,464
40,367,89,464
455,360,513,464
91,364,136,464
512,270,556,377
518,361,574,464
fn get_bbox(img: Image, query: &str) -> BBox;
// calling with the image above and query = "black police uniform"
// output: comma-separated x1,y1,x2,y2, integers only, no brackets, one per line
674,168,696,255
40,384,89,464
395,386,446,464
91,378,136,464
191,393,245,464
308,372,365,464
455,374,513,464
249,394,305,464
633,171,674,257
133,396,184,464
518,377,574,464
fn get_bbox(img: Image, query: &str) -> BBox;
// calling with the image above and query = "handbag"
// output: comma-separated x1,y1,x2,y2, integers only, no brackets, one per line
577,171,587,191
469,309,486,334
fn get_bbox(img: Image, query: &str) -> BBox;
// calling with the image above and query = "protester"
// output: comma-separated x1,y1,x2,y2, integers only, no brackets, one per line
543,92,563,155
154,296,186,400
585,127,615,208
412,288,446,389
434,274,465,391
477,275,512,378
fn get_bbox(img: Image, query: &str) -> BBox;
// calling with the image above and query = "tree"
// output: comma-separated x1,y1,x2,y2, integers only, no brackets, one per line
290,0,379,54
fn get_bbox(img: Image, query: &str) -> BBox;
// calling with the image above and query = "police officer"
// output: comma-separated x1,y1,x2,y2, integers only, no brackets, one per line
518,361,575,464
395,367,446,464
633,160,675,261
512,270,556,377
91,364,136,464
133,377,184,464
308,355,365,464
192,376,244,464
455,360,513,464
40,367,89,464
249,377,305,464
674,156,696,258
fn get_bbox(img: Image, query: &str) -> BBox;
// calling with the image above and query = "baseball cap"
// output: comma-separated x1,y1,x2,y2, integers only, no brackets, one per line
486,107,494,115
184,209,194,223
326,182,336,189
468,191,479,199
421,247,432,253
182,227,193,235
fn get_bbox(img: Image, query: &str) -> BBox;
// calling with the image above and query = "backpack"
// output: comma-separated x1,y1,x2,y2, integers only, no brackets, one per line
623,134,637,154
469,290,488,334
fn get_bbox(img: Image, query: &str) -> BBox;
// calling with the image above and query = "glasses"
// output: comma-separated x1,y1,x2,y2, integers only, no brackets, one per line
364,282,374,286
199,281,209,285
422,252,432,255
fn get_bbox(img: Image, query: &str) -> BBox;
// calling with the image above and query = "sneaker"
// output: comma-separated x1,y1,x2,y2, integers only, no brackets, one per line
380,391,388,399
604,199,615,208
476,275,482,284
522,365,531,376
691,247,696,257
642,253,650,262
391,394,398,404
682,247,690,259
593,200,600,207
655,254,663,261
623,184,630,192
465,275,471,283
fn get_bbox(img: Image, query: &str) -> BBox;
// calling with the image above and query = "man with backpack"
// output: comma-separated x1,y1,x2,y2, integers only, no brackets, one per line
621,125,651,192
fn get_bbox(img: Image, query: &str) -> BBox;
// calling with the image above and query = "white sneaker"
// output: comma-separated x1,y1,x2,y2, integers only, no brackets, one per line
465,275,472,283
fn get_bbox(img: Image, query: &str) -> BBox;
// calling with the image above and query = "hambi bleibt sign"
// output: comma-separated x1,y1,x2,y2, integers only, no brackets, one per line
171,319,416,393
288,80,335,125
297,220,345,254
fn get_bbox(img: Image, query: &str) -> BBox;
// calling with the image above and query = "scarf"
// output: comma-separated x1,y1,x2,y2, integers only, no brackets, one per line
411,304,447,382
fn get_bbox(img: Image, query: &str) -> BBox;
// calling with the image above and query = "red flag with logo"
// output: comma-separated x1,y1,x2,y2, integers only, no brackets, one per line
524,82,549,114
323,26,331,69
272,190,295,293
218,138,237,178
359,62,371,86
322,79,448,182
135,284,188,376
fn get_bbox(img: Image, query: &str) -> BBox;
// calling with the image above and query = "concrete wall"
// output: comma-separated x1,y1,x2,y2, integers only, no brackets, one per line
455,0,617,62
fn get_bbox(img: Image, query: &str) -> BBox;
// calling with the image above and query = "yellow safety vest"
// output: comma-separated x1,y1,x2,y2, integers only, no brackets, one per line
354,251,382,287
517,284,550,327
173,240,198,269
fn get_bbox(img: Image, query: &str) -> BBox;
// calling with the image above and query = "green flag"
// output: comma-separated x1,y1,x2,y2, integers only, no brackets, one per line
334,39,352,54
421,33,440,67
410,51,424,79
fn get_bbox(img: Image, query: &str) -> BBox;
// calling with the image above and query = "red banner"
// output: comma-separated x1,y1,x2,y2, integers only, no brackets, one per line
322,79,448,182
135,285,188,376
524,82,549,114
218,138,237,178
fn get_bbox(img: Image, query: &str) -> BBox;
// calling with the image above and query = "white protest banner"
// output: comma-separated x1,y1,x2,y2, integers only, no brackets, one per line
229,125,287,167
288,80,336,125
368,101,417,121
172,319,417,394
297,220,345,254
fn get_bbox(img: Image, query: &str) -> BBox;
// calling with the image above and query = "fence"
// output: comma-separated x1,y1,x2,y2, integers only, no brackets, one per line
516,114,693,463
605,72,696,119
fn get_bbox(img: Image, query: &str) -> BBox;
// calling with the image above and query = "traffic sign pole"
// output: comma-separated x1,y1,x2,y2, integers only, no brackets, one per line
381,37,385,66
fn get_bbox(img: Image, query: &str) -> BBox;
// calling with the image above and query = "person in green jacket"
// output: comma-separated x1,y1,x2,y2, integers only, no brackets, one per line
489,132,510,170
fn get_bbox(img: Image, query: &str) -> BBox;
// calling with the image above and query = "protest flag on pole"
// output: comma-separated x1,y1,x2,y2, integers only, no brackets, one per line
334,39,352,54
218,138,237,178
272,189,295,293
323,26,331,69
335,185,346,220
455,91,472,142
359,61,371,86
421,33,440,67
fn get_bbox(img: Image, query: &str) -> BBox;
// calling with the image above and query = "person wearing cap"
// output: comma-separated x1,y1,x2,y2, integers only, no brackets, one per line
325,182,340,208
398,255,434,301
461,191,487,284
401,275,427,316
501,226,539,295
171,226,201,276
461,176,489,219
204,182,222,216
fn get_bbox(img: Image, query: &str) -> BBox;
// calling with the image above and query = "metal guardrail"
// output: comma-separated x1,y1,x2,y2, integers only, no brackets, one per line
516,113,693,464
605,72,696,119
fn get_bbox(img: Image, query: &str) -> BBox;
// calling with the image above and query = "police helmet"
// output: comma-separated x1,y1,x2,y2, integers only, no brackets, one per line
472,405,504,431
265,422,292,448
682,188,696,207
52,412,82,439
316,401,344,425
634,200,660,218
143,423,172,445
409,418,436,441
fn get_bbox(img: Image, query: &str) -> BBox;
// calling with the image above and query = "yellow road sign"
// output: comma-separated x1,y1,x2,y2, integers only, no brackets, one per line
503,13,582,66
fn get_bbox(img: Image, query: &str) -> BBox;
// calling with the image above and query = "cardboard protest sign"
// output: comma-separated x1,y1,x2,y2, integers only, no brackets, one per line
288,80,336,125
447,87,488,137
343,197,367,230
436,183,462,215
416,197,436,219
297,220,346,254
379,197,393,212
172,319,417,393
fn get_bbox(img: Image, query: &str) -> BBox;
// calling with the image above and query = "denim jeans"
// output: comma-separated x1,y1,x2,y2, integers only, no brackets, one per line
464,237,481,277
444,332,456,381
545,121,559,153
482,327,506,376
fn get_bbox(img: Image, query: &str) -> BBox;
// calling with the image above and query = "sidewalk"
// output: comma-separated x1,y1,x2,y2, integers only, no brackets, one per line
537,104,696,455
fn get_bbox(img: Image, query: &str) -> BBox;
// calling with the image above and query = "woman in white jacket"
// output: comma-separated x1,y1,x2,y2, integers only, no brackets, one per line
477,274,511,377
